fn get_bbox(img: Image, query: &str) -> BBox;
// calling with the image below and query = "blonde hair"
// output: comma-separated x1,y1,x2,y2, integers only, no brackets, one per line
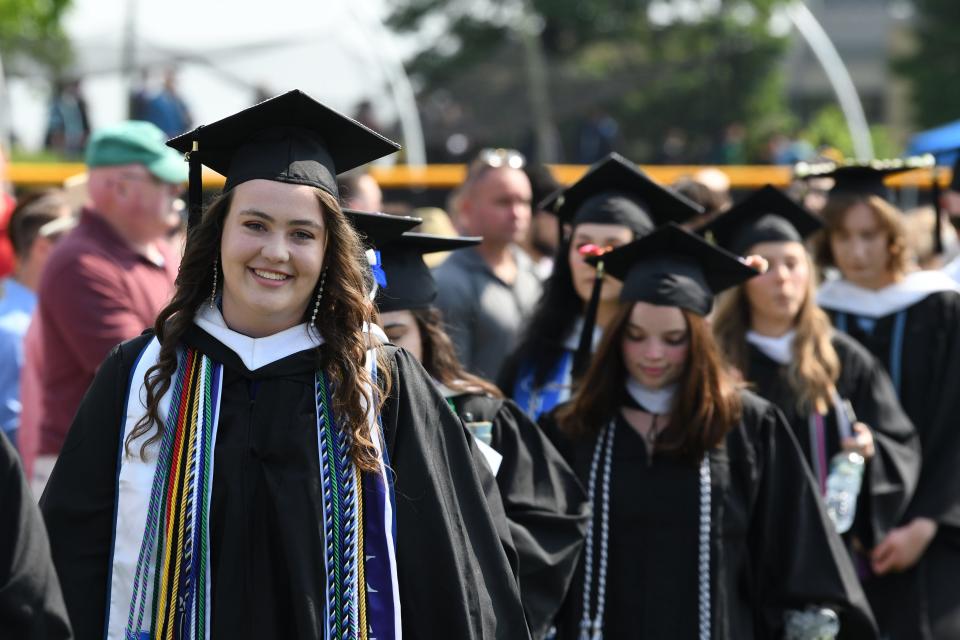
814,193,911,276
713,251,839,415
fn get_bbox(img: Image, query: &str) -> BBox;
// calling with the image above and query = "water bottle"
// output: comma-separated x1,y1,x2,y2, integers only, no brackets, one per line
824,451,865,534
784,607,841,640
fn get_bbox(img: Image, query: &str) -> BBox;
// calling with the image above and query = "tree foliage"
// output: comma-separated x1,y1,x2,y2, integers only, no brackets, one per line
0,0,73,71
387,0,793,162
893,0,960,129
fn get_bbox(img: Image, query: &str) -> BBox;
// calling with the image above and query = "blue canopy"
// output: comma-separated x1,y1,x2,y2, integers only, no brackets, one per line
907,119,960,165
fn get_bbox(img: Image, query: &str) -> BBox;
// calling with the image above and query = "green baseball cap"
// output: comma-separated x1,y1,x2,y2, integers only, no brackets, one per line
85,120,187,184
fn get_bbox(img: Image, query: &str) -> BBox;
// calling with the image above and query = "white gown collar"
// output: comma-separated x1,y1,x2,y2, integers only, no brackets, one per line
625,377,677,415
746,330,795,365
817,270,960,319
194,305,323,371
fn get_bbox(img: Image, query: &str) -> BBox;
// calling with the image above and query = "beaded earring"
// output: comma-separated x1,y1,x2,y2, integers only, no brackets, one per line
310,268,327,325
209,256,219,309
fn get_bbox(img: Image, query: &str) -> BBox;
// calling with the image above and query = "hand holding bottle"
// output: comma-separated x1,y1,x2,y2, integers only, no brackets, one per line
841,422,875,460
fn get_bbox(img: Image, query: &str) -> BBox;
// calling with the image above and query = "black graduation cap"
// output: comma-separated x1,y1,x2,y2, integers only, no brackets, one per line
540,153,703,236
167,89,401,229
587,223,760,316
375,233,481,313
795,157,931,201
698,184,822,256
547,154,704,377
343,209,422,248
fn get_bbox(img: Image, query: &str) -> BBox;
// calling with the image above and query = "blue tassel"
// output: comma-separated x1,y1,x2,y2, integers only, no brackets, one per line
370,250,388,288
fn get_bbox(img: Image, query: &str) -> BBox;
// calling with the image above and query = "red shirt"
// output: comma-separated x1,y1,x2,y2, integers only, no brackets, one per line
36,209,178,455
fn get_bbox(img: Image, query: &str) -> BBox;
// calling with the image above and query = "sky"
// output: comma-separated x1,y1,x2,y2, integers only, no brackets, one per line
8,0,415,152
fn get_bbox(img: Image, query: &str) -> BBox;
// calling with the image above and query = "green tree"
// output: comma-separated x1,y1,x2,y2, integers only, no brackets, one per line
799,105,900,160
893,0,960,129
0,0,73,71
388,0,792,162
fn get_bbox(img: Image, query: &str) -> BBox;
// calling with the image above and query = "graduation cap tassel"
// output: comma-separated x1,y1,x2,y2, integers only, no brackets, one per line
932,165,944,256
186,138,203,232
573,260,604,379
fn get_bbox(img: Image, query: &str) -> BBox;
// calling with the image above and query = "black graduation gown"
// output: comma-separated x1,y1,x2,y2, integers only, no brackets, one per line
542,391,878,640
448,392,589,639
825,291,960,638
744,333,920,554
40,326,531,640
0,430,72,640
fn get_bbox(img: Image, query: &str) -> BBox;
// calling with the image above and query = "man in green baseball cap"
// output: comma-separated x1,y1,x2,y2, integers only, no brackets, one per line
32,121,186,473
85,120,187,184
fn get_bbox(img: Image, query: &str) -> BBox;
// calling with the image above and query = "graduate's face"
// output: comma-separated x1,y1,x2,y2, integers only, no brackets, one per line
621,302,690,389
219,180,327,337
568,223,633,305
380,309,423,361
829,202,894,289
744,241,810,327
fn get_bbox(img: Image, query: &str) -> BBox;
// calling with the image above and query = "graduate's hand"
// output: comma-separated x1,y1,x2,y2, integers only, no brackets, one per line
871,518,938,574
841,422,875,460
743,254,769,273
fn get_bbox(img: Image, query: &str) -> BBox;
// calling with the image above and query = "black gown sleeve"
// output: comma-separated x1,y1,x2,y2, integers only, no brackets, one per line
839,339,921,546
0,430,73,639
744,397,878,639
39,336,150,640
903,293,960,528
489,399,589,639
383,348,532,640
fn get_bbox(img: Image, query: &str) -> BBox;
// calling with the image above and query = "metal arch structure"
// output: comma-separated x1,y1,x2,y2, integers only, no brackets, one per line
341,3,427,168
783,1,874,161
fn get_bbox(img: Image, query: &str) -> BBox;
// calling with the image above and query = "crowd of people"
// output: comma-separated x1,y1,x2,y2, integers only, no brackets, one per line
1,87,960,640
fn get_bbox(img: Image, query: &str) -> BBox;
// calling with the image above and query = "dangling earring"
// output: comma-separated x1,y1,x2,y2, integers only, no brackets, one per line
209,256,219,310
310,268,327,325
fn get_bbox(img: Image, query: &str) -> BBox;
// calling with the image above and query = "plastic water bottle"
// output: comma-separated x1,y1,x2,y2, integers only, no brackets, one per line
784,607,841,640
824,451,865,534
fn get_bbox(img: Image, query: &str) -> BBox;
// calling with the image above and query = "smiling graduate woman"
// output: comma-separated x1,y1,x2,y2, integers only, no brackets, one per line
40,91,529,640
540,224,878,639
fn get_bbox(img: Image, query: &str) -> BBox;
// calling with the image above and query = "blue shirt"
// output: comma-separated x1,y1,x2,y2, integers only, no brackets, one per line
0,278,37,446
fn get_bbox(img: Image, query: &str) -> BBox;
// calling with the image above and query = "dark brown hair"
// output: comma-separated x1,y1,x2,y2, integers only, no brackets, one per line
411,307,502,398
127,187,390,472
557,302,741,463
8,190,70,257
813,193,910,276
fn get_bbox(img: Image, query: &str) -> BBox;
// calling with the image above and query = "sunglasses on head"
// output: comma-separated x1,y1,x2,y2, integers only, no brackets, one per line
468,148,526,177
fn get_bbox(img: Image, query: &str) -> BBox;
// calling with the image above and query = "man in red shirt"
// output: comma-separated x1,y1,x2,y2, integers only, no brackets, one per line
34,121,185,486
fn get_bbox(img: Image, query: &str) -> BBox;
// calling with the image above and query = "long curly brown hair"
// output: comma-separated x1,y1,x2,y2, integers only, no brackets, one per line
126,187,390,473
557,302,741,464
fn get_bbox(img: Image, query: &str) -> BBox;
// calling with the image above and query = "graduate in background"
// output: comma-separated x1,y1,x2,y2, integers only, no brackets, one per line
41,90,530,640
0,430,72,639
375,232,589,639
541,224,877,639
705,185,921,605
499,153,702,419
812,163,960,639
